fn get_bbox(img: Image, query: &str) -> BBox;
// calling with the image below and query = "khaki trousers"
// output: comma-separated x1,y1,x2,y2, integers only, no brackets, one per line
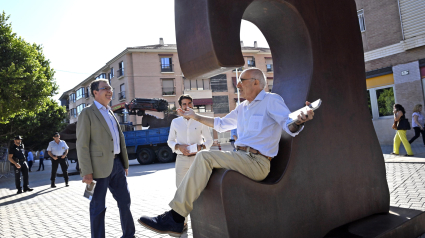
169,150,271,217
175,154,196,223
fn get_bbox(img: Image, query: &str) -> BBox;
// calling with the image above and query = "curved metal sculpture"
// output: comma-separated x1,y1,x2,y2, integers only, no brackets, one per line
175,0,390,237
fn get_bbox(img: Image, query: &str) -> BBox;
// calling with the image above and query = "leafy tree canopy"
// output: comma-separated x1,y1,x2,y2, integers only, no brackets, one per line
0,98,67,150
0,11,58,123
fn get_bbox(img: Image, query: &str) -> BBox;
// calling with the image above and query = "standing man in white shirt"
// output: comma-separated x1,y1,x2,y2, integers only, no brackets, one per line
137,68,316,237
47,132,69,188
167,94,213,226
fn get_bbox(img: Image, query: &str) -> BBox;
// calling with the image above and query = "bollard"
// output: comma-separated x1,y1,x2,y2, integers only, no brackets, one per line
218,143,221,151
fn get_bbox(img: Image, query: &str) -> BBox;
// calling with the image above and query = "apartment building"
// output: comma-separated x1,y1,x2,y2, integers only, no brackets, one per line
60,38,273,140
355,0,425,144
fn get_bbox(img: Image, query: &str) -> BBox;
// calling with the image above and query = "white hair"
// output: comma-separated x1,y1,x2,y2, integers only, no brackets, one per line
240,68,266,89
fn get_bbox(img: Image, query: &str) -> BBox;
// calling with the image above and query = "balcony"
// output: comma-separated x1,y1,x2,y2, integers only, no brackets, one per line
162,87,176,96
183,89,212,99
266,64,273,72
161,64,173,72
117,68,124,77
232,67,243,72
119,91,126,100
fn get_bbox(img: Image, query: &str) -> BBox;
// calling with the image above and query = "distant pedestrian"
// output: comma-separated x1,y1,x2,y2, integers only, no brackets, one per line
391,104,413,156
409,104,425,146
7,135,33,194
230,128,238,151
47,132,69,188
37,150,44,171
27,151,34,172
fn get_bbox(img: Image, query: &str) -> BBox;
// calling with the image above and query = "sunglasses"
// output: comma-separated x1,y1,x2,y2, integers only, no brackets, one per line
238,77,257,83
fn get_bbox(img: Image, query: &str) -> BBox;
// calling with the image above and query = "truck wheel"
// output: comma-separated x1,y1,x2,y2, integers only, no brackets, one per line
137,148,155,165
157,146,174,163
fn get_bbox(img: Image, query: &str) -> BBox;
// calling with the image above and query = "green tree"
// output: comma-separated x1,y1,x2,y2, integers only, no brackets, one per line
0,12,58,123
0,99,67,150
377,88,395,117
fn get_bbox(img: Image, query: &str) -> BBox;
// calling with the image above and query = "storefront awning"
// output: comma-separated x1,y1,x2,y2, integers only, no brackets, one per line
193,98,213,105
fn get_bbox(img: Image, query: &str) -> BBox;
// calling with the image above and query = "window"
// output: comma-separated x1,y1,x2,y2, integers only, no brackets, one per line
367,85,395,119
162,79,175,95
193,105,206,113
119,84,126,100
265,58,273,72
77,104,86,115
96,73,106,79
247,57,255,67
86,86,90,98
110,67,114,79
358,9,366,32
267,78,273,91
184,78,210,91
161,58,173,72
213,96,229,113
70,93,76,103
117,61,124,77
70,108,77,118
210,74,228,92
76,87,85,100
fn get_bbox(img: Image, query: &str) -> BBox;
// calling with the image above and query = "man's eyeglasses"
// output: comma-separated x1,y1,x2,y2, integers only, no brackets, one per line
238,77,256,83
98,87,113,92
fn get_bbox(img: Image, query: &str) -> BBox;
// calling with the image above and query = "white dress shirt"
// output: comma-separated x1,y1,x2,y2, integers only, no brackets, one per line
214,90,303,157
94,100,121,155
168,117,214,154
47,140,69,156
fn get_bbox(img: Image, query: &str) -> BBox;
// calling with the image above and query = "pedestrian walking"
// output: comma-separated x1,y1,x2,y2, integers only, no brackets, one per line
409,104,425,146
230,128,237,151
47,132,69,188
77,79,135,238
391,104,414,156
27,151,34,172
37,150,44,171
7,135,33,194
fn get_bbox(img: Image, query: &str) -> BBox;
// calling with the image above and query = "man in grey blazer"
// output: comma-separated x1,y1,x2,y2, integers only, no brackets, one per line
77,79,135,238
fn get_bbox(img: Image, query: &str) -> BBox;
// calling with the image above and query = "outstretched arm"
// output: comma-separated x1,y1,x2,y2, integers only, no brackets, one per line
177,108,214,127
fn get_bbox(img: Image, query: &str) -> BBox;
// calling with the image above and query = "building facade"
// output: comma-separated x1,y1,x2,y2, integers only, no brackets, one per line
60,39,273,141
355,0,425,145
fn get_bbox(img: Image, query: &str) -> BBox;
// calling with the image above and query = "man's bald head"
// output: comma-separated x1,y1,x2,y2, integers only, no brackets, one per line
240,68,266,89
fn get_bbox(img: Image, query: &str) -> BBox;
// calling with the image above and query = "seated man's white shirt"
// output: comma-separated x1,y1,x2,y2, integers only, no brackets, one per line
214,90,303,157
168,117,213,154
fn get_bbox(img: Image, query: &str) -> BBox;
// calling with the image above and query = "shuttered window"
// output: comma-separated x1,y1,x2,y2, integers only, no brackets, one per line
399,0,425,39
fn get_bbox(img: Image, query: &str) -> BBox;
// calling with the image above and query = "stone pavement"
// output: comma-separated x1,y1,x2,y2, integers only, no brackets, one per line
1,142,425,238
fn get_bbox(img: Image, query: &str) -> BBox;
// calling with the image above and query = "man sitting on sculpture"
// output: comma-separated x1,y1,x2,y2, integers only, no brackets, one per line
137,68,315,237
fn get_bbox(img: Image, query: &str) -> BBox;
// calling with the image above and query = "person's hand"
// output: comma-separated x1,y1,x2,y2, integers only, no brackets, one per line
61,155,66,159
15,163,21,169
125,169,128,176
53,156,58,160
177,107,196,119
82,174,93,185
178,144,192,156
296,101,315,125
421,126,424,131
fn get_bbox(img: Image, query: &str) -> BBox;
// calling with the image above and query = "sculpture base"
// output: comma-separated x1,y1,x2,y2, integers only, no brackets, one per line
324,207,425,238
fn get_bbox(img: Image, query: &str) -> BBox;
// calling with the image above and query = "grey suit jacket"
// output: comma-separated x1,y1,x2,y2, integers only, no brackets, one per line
76,103,129,178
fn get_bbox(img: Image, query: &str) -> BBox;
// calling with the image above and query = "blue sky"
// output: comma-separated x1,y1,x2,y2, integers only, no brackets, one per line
1,0,268,101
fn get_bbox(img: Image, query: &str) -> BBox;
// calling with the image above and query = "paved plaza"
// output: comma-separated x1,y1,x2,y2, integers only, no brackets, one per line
1,143,425,238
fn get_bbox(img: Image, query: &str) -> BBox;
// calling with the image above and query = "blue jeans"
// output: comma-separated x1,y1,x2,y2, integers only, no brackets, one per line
90,157,135,238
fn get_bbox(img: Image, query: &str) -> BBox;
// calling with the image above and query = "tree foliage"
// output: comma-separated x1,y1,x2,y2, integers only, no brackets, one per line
377,88,395,117
0,11,58,123
0,98,67,150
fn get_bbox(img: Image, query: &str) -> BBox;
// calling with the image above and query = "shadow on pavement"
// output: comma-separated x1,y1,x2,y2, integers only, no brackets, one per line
0,187,62,206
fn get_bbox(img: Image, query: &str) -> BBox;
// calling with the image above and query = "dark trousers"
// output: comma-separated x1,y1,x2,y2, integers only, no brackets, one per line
51,158,69,184
14,160,29,190
28,161,33,171
409,127,425,145
37,158,44,170
90,157,135,238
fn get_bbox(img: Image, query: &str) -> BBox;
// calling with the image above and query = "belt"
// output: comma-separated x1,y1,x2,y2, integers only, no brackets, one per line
236,146,272,161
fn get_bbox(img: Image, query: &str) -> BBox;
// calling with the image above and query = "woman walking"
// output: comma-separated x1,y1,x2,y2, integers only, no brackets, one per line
391,104,414,156
409,104,425,146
